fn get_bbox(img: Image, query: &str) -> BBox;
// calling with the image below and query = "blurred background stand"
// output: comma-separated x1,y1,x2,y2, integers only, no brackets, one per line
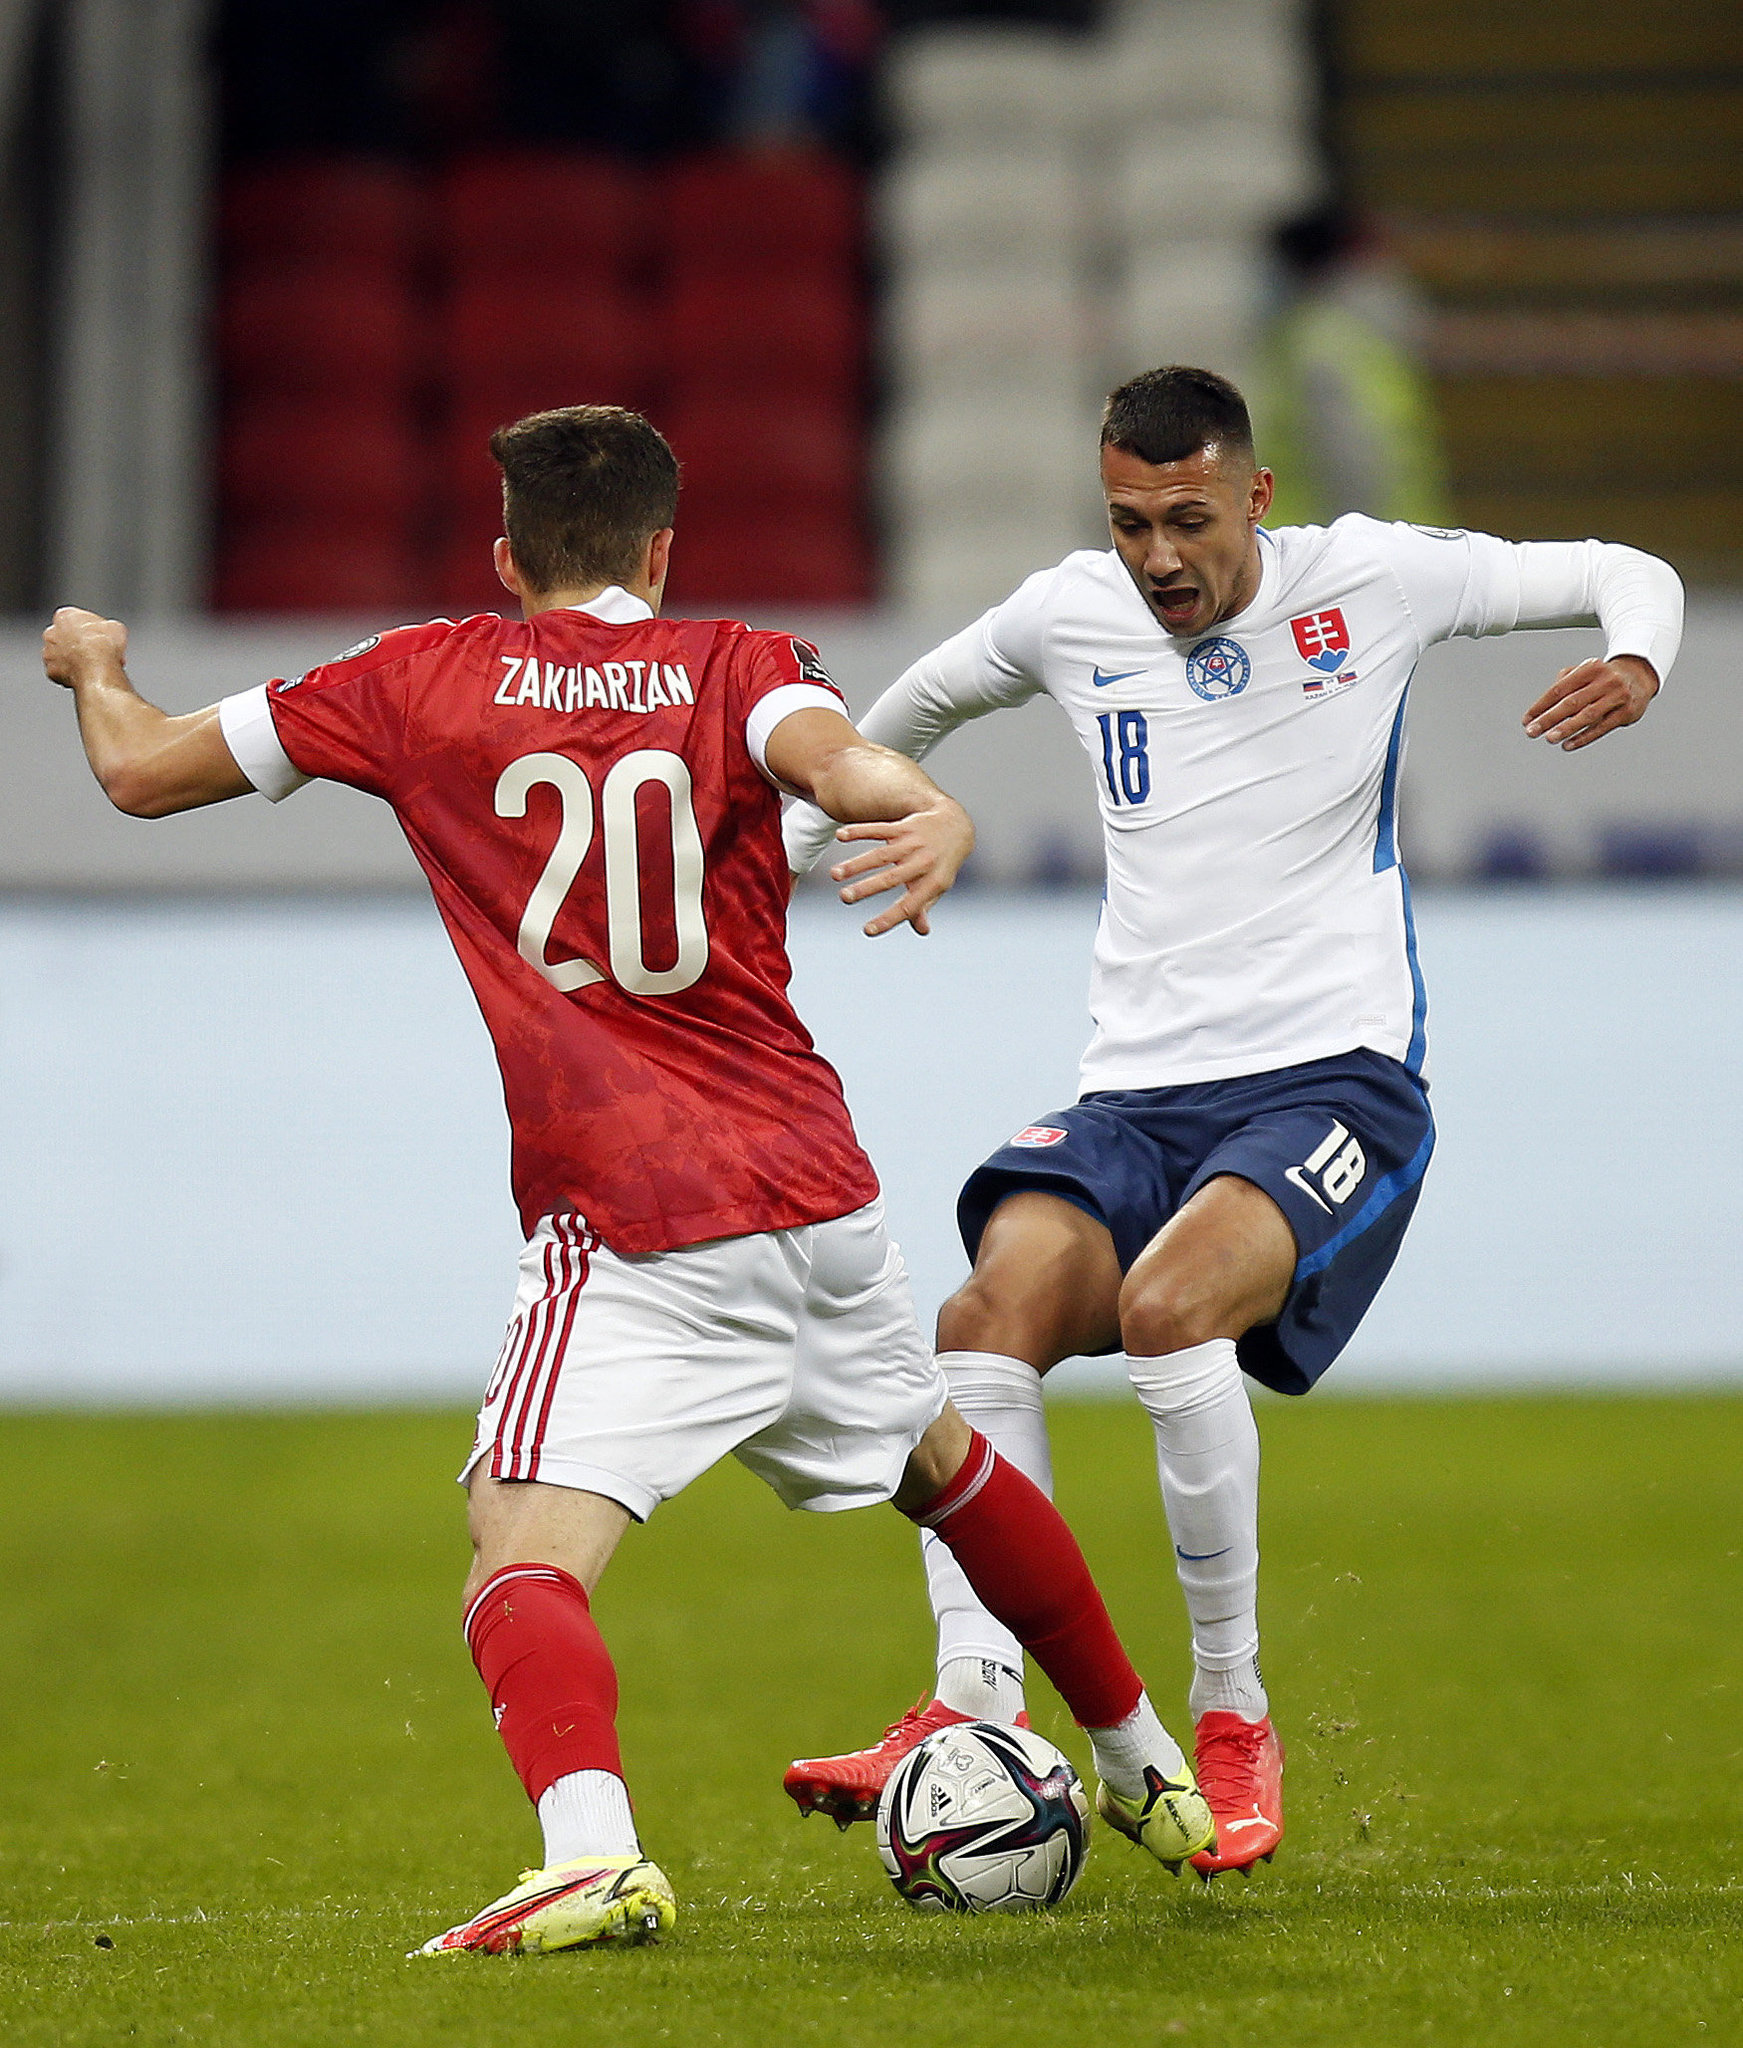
1250,205,1451,528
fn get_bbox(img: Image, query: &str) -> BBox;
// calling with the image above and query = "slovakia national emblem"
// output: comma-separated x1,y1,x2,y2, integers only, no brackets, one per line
1011,1125,1068,1148
1185,636,1250,701
1291,609,1355,674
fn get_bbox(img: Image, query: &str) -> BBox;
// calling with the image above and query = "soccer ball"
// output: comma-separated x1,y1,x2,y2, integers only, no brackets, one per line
875,1721,1090,1913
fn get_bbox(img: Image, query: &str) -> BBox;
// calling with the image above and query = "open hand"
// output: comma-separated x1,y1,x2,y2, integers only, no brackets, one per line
43,607,128,688
829,797,974,938
1523,655,1657,752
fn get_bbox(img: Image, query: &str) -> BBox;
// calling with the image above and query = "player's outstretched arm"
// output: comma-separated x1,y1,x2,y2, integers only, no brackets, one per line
764,706,974,938
41,607,253,816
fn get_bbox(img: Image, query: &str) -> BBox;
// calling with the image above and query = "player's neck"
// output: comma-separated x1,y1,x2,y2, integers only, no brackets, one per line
520,577,662,621
1213,539,1266,628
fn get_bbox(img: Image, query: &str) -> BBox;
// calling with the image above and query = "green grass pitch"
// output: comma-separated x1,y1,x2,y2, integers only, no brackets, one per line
1,1394,1738,2046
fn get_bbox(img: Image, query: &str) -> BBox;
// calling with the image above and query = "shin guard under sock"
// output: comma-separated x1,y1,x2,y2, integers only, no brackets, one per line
465,1563,624,1805
908,1431,1141,1731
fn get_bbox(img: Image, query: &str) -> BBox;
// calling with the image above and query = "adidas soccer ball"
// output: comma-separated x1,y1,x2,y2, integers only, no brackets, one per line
875,1721,1090,1913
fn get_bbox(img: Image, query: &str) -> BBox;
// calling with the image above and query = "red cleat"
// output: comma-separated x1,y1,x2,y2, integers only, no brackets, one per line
783,1697,1029,1829
1189,1712,1284,1879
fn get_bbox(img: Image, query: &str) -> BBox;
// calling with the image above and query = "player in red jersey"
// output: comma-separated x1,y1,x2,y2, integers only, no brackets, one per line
41,405,1212,1953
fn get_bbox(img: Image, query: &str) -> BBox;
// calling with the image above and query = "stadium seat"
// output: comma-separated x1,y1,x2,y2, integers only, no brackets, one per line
430,530,511,616
1116,124,1318,240
220,157,423,274
666,276,861,402
437,151,647,280
219,399,421,521
218,268,417,399
664,510,871,607
663,150,862,280
439,277,654,410
884,272,1086,401
661,398,860,515
1113,242,1265,380
883,26,1092,149
879,152,1078,272
212,520,419,614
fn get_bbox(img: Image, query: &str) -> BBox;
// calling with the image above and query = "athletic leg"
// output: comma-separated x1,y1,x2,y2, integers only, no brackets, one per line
418,1478,673,1954
1119,1174,1292,1722
895,1408,1214,1871
923,1194,1123,1718
1119,1173,1294,1877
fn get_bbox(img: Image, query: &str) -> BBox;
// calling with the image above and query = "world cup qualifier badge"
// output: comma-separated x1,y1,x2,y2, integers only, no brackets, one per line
1185,636,1251,701
1290,608,1359,699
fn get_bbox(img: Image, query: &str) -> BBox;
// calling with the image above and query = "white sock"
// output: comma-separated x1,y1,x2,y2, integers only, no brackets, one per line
1127,1339,1269,1725
921,1352,1052,1700
536,1770,640,1866
935,1654,1027,1723
1087,1691,1187,1802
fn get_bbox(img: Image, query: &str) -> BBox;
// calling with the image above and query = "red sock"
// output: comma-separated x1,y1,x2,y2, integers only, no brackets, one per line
908,1431,1143,1730
464,1563,623,1803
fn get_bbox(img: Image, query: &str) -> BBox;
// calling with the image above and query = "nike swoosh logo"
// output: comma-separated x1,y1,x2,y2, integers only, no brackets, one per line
1091,667,1142,687
1175,1546,1231,1561
1284,1165,1333,1214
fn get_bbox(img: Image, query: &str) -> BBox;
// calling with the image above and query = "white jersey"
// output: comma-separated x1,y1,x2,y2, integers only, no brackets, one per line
786,517,1683,1091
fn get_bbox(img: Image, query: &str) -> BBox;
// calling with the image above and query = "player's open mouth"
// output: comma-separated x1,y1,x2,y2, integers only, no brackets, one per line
1152,586,1199,626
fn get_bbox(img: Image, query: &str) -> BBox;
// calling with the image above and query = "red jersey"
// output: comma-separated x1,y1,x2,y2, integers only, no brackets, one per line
253,596,880,1252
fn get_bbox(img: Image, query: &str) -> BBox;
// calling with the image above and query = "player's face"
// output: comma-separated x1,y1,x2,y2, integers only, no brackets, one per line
1101,442,1273,639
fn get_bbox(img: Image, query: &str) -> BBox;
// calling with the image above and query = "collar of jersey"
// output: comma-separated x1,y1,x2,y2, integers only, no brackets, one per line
563,586,654,624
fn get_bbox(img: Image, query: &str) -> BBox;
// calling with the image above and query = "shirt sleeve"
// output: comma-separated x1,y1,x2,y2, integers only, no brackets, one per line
217,684,310,802
258,626,441,798
734,633,851,791
782,572,1051,874
1381,520,1686,681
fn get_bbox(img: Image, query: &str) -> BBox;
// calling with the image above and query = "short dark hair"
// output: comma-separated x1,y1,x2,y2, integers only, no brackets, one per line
1101,367,1254,468
489,406,680,595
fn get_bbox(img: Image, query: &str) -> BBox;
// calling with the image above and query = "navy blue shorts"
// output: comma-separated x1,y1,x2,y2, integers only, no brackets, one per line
956,1048,1435,1397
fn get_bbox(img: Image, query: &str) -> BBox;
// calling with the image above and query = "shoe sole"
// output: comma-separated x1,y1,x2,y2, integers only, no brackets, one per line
1193,1844,1280,1884
785,1778,878,1830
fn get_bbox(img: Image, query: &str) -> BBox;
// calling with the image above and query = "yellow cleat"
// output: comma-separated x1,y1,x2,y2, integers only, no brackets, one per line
1095,1764,1218,1874
412,1854,675,1956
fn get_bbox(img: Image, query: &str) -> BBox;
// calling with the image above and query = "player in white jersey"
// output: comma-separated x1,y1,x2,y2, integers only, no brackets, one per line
779,366,1684,1874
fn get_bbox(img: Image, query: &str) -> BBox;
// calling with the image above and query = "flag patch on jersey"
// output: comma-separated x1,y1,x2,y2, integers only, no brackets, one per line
1010,1125,1069,1148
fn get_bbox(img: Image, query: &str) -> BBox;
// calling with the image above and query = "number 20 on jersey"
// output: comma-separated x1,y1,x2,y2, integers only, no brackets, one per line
1097,710,1150,807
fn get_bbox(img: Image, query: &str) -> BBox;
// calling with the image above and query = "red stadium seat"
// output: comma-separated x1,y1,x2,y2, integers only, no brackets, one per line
221,158,423,274
219,400,421,521
665,510,871,607
212,519,419,614
430,529,513,617
440,278,654,410
666,276,861,403
219,268,417,399
662,151,862,280
661,397,861,515
438,151,647,281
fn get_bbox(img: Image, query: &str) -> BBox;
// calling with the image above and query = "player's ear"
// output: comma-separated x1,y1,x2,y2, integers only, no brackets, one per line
1250,467,1275,524
494,538,526,600
646,528,674,609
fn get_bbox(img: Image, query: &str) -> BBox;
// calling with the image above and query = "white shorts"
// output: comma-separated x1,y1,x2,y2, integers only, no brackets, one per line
459,1198,947,1519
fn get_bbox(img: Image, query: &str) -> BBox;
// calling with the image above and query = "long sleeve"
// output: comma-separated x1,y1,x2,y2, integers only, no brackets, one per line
783,589,1050,874
1379,517,1685,684
1510,538,1684,685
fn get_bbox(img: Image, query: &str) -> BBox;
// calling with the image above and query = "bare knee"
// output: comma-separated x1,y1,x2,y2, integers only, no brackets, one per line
934,1193,1122,1366
1119,1269,1235,1357
936,1269,1026,1357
